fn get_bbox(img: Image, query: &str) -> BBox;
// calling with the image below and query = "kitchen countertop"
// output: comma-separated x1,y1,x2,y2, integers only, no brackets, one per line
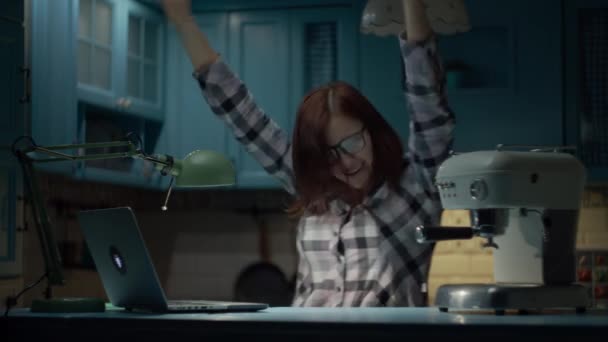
2,306,607,341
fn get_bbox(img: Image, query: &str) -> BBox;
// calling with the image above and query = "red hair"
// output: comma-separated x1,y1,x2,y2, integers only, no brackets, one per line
288,81,405,216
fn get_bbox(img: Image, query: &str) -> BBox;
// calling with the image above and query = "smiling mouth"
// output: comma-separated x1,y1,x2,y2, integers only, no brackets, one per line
343,165,363,177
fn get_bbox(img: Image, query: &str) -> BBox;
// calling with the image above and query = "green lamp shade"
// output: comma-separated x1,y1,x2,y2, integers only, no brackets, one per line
173,150,236,187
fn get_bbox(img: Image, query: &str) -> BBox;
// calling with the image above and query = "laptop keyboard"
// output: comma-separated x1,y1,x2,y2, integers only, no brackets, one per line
167,300,231,310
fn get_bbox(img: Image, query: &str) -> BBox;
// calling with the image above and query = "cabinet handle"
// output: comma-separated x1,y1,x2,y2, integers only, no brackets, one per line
19,66,31,104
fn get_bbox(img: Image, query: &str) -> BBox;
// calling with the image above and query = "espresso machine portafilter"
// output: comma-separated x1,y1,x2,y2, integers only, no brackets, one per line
416,146,590,314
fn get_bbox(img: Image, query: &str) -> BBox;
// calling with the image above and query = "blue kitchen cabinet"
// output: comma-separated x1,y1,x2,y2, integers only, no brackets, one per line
358,0,564,154
160,0,568,189
164,9,294,189
288,6,359,132
30,0,167,189
564,0,608,183
75,0,118,112
220,6,359,188
170,3,373,189
121,0,166,119
0,1,25,277
437,0,563,153
76,0,166,121
76,0,167,188
30,0,79,175
166,13,230,162
358,26,408,146
225,10,290,188
160,12,231,190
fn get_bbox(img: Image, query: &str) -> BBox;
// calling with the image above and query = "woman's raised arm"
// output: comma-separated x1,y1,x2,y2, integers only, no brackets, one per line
402,0,433,43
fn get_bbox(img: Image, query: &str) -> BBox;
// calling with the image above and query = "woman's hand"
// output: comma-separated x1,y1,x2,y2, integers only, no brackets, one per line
160,0,219,71
161,0,193,26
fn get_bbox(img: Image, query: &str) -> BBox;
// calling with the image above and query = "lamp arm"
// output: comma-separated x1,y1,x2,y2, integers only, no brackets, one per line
27,140,140,163
11,135,234,292
9,135,192,300
27,140,175,171
10,135,176,297
16,153,65,290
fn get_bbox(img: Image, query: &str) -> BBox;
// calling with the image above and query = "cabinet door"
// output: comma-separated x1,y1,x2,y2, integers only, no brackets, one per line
76,0,118,108
358,11,408,145
227,10,290,188
77,0,166,121
0,13,24,277
359,0,563,153
435,0,563,152
289,6,358,137
30,0,79,174
121,0,165,120
564,0,608,182
165,13,229,160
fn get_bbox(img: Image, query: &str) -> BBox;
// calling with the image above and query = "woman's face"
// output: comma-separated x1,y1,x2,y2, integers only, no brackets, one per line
325,113,374,190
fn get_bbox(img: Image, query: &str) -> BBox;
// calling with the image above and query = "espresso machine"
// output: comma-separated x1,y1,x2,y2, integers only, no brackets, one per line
416,146,590,314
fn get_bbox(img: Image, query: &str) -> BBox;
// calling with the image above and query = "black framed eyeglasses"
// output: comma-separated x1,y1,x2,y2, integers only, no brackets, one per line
327,127,367,163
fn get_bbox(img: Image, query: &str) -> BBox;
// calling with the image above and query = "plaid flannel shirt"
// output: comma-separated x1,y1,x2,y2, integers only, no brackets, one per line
194,35,455,307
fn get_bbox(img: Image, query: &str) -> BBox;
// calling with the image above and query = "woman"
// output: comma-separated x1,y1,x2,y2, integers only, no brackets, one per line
161,0,455,307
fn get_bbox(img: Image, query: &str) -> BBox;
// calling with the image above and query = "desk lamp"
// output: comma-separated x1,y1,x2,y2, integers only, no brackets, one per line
8,133,235,313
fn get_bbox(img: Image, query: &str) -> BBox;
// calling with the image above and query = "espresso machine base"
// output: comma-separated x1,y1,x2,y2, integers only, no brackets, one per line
434,283,589,315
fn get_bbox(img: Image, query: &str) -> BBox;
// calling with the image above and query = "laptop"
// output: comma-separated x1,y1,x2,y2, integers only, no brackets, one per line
77,207,269,313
